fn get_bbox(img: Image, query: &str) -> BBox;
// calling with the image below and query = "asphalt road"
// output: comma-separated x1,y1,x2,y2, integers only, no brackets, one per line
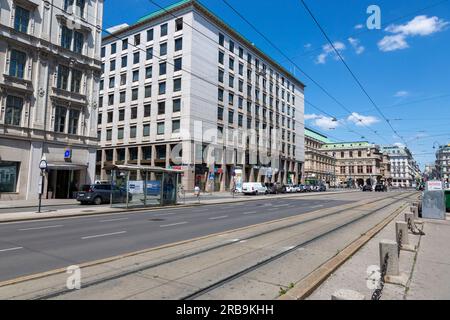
0,192,399,282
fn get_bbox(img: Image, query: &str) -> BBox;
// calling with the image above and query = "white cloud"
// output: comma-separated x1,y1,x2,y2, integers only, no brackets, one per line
305,114,340,130
378,15,449,52
348,37,365,54
347,112,380,127
354,24,364,30
304,43,312,49
394,91,409,97
315,42,346,64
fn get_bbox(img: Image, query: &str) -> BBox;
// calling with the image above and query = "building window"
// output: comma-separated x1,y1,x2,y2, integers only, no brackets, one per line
101,47,105,57
147,29,154,42
118,109,125,121
121,55,127,68
218,51,224,64
218,69,224,83
131,107,137,119
117,127,124,140
217,106,223,121
73,31,84,54
157,122,165,135
218,88,224,102
238,114,243,127
172,120,180,133
174,57,182,72
143,124,150,137
142,146,152,160
228,93,234,105
229,75,234,88
146,47,153,60
57,65,70,90
109,77,115,89
9,49,26,79
175,18,183,31
229,57,234,70
158,101,165,115
159,62,167,76
130,126,137,139
119,91,126,103
122,38,128,50
54,106,67,133
110,59,116,71
120,73,126,85
107,111,113,123
14,6,29,33
111,42,117,54
132,88,138,100
5,95,23,126
173,99,181,113
144,105,151,117
68,109,80,135
132,70,139,82
134,34,141,46
159,82,166,95
175,38,183,51
160,42,167,56
145,85,152,98
146,66,152,79
0,161,20,193
70,69,82,93
133,52,140,64
219,33,224,46
174,78,182,92
161,23,168,37
228,110,234,124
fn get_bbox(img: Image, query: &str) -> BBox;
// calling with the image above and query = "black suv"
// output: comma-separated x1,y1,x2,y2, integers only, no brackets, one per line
375,184,387,192
77,184,132,205
362,185,373,192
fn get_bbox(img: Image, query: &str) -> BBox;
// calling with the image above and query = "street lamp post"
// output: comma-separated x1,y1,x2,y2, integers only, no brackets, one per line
38,155,48,213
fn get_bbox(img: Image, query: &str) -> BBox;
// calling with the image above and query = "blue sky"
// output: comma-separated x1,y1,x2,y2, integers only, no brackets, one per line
103,0,450,169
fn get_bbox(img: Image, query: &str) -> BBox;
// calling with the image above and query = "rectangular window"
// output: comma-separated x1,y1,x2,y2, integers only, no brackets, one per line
9,49,26,79
159,62,167,76
111,43,117,54
145,85,152,98
101,47,105,57
173,78,181,92
131,107,137,119
175,38,183,51
157,122,165,135
121,55,127,68
161,23,168,37
219,33,224,46
106,129,112,141
122,38,128,50
238,114,243,127
61,26,73,49
73,31,84,54
134,34,141,46
57,65,70,90
107,111,113,123
160,42,167,56
119,91,125,103
118,109,125,121
229,40,234,53
218,69,224,83
239,63,243,76
172,120,180,133
144,104,151,117
158,101,165,115
54,106,67,133
218,88,224,102
118,127,124,140
143,124,150,137
174,57,182,72
68,109,80,135
239,47,244,58
228,110,234,124
120,73,126,86
229,75,234,88
71,69,82,93
14,6,29,33
132,88,138,101
130,126,137,139
146,47,153,60
229,57,234,70
229,93,234,105
109,77,115,88
218,51,224,64
173,98,181,112
217,106,224,121
133,52,140,64
5,95,23,126
145,66,152,79
110,59,116,71
147,29,154,42
175,18,183,31
159,82,166,95
0,161,20,192
132,70,139,82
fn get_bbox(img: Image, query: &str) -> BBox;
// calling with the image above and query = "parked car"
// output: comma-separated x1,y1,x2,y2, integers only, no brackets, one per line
304,185,313,192
362,185,373,192
317,184,327,192
242,182,268,195
296,184,306,193
77,184,132,205
375,184,387,192
265,183,286,194
285,184,299,193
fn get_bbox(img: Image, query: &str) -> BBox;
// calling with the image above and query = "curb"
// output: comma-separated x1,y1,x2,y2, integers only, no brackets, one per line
278,195,418,300
0,191,358,224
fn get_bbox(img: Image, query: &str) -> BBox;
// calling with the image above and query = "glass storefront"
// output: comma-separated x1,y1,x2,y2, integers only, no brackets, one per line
0,161,20,193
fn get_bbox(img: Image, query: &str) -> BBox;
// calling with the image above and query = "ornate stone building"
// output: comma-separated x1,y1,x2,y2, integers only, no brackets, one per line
304,128,336,186
0,0,104,199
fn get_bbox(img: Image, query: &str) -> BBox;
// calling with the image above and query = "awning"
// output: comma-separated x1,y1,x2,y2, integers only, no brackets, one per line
47,162,88,170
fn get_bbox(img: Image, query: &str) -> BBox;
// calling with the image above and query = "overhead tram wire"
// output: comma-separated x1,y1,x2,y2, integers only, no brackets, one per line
219,0,390,144
299,0,409,148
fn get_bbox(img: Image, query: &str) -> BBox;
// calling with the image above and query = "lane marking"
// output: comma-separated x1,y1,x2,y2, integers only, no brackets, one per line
209,215,228,220
100,218,129,223
81,231,126,240
0,247,23,253
243,211,257,215
18,225,63,231
160,222,188,228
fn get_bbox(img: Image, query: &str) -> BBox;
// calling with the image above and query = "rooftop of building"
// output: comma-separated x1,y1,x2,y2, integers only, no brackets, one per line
102,0,305,88
322,141,373,150
304,127,333,144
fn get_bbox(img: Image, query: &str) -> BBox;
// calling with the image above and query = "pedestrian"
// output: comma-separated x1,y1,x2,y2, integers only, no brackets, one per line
194,185,201,202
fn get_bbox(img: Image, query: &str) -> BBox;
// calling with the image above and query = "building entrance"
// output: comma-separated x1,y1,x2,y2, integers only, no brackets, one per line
47,169,81,199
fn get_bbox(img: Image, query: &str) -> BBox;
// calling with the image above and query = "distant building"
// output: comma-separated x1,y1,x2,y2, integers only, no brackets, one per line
0,0,104,200
304,128,336,186
435,144,450,183
381,145,420,188
322,142,387,188
424,163,438,181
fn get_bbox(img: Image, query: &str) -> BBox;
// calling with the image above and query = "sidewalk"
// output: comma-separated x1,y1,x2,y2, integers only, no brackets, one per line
0,190,356,223
0,199,77,209
307,208,450,300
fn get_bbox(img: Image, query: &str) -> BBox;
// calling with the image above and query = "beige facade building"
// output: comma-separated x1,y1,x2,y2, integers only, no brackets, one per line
322,141,390,188
0,0,104,200
304,128,336,186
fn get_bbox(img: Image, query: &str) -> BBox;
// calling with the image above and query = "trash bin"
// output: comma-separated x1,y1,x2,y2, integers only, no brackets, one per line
445,190,450,212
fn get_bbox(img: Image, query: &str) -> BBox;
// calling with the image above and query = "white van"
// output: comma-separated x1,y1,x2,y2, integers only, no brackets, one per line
242,182,268,195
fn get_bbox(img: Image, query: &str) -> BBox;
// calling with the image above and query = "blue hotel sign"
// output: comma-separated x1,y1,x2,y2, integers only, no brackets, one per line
64,149,72,160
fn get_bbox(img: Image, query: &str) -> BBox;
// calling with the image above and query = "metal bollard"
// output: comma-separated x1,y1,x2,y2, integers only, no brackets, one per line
332,289,365,300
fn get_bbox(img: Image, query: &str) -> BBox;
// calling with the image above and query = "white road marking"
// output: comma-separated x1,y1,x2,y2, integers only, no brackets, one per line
160,222,188,228
18,225,63,231
243,211,257,215
0,247,23,253
81,231,127,240
100,218,129,223
239,240,247,244
209,215,228,220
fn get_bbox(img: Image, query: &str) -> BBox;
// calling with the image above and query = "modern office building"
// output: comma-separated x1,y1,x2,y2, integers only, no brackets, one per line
435,144,450,183
0,0,104,200
381,145,419,188
304,128,336,186
97,0,305,191
322,141,387,188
